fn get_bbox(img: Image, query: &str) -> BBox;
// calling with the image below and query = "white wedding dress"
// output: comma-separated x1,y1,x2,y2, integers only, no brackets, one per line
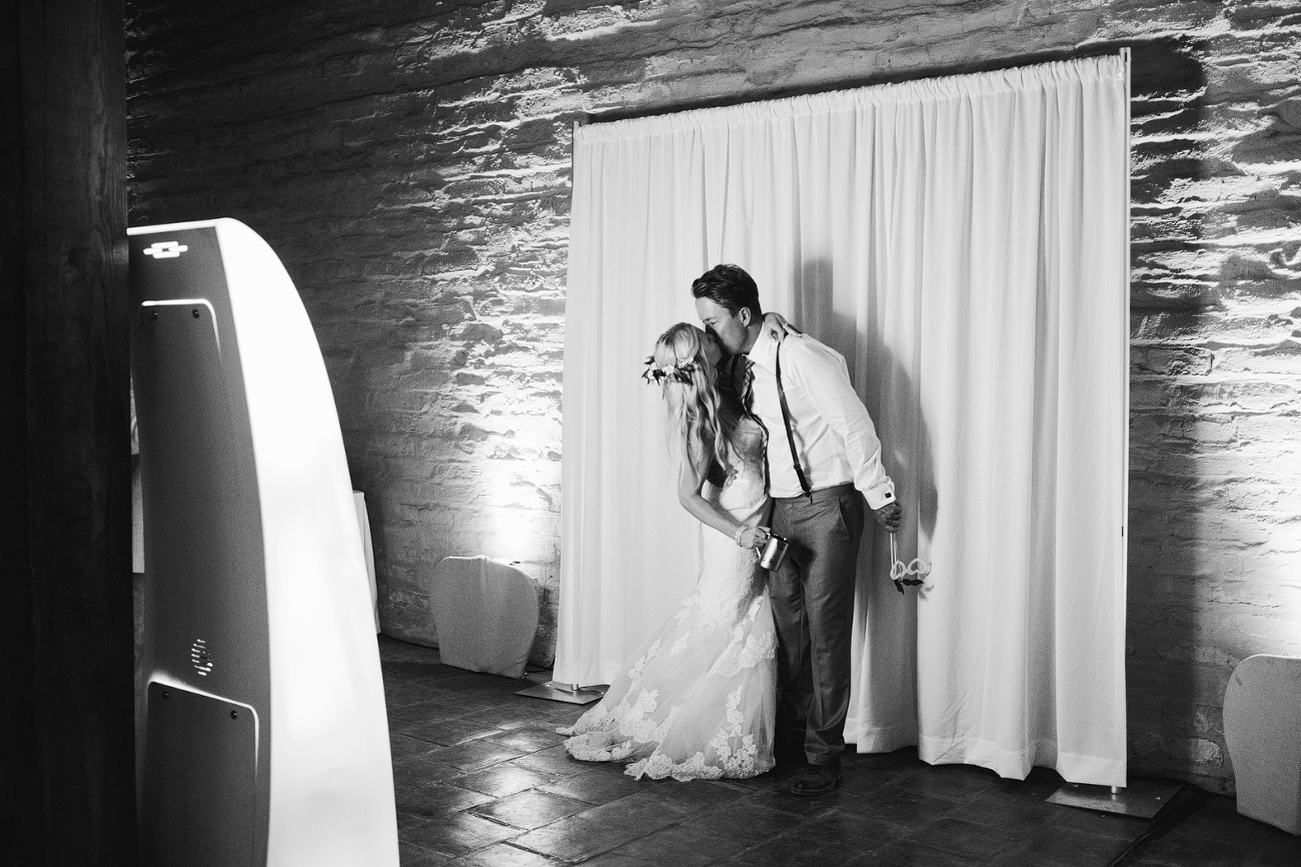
559,418,777,780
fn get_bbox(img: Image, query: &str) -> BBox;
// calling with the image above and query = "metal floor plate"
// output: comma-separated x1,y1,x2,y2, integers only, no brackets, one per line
516,682,608,705
1047,778,1184,818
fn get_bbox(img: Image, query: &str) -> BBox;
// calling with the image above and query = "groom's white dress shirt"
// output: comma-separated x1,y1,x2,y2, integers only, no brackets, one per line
745,327,896,509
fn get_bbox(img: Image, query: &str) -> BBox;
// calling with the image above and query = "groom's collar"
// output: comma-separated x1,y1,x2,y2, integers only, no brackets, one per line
745,323,777,370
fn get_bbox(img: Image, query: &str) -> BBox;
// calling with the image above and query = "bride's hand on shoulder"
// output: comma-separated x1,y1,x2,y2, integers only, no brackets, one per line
762,312,802,343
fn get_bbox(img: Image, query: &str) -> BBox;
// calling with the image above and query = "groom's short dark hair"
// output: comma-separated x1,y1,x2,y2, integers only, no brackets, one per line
692,264,763,320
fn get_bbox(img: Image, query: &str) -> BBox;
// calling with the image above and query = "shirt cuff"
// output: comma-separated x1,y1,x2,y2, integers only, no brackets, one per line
863,481,896,512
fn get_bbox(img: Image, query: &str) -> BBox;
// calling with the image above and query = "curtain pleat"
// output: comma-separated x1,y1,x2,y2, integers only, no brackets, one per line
559,54,1129,785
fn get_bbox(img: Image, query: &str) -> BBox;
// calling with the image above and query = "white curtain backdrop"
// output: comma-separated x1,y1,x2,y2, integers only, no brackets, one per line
558,54,1130,786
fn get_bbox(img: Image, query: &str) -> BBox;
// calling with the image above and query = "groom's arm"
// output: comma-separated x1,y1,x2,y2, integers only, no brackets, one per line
783,339,897,513
762,311,802,342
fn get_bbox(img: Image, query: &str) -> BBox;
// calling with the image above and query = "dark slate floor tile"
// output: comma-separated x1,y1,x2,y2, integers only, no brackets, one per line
389,696,488,724
469,789,590,830
466,704,560,733
400,716,508,747
840,783,962,829
899,815,1021,861
397,753,474,785
450,763,557,798
741,783,846,817
578,852,690,867
960,785,1059,830
513,790,689,859
510,743,593,779
1257,826,1301,864
481,725,568,753
1252,843,1301,867
877,761,1003,805
389,705,473,730
634,777,755,816
538,767,652,805
1173,793,1300,851
426,739,529,772
434,673,530,699
384,670,464,692
391,732,446,761
576,787,701,828
680,799,802,843
722,767,795,792
586,820,755,866
444,842,565,867
399,839,451,867
836,764,913,797
399,811,522,859
396,781,495,820
996,825,1134,867
850,837,976,866
981,847,1079,867
1131,823,1273,867
511,814,650,863
724,824,862,866
791,806,909,850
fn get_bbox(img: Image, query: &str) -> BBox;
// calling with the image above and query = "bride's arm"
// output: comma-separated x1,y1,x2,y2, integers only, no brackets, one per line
676,456,769,549
762,311,802,342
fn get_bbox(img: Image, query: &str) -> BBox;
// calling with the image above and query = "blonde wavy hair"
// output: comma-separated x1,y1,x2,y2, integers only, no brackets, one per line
650,323,737,474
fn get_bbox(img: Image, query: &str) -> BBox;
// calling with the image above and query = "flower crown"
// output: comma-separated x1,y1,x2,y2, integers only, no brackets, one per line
642,356,698,385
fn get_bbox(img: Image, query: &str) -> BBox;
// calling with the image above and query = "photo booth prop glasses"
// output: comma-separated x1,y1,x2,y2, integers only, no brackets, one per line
890,533,931,594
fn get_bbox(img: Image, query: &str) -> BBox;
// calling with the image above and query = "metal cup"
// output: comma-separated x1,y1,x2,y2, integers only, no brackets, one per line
759,533,790,571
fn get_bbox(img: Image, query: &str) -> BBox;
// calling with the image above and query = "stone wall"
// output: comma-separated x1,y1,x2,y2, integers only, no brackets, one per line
126,0,1301,792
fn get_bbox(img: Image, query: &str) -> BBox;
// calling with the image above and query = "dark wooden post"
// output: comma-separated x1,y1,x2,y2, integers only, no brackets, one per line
1,1,135,863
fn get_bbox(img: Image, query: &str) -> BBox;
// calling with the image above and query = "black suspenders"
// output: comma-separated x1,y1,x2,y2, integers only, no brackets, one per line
774,343,813,497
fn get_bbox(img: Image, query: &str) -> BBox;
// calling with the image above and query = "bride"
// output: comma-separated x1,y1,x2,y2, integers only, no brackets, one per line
559,322,778,781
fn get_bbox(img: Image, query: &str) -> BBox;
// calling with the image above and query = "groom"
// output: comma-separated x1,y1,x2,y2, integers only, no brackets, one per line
693,264,902,796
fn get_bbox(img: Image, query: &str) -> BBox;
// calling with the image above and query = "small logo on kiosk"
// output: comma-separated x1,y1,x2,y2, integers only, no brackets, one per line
143,240,188,259
191,638,214,677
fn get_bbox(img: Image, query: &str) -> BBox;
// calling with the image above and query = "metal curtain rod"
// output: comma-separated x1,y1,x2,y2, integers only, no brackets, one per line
582,40,1147,127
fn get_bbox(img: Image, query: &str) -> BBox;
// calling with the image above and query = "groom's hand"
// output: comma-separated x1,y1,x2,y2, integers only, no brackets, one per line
873,502,902,532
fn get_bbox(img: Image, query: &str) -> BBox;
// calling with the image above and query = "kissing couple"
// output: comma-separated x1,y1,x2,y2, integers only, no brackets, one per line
560,264,902,796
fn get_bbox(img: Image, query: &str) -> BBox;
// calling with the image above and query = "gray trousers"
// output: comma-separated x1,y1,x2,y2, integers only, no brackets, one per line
768,483,864,766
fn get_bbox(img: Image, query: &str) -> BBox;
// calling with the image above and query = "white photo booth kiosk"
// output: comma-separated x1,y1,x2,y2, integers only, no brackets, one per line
130,219,398,866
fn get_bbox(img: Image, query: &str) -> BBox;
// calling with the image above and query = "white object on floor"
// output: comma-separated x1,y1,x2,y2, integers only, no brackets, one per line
430,555,539,679
1224,653,1301,835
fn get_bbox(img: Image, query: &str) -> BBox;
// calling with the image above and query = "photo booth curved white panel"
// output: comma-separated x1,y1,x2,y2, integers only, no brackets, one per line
130,219,398,867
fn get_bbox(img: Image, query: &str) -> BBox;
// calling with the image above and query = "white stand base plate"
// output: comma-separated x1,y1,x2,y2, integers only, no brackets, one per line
1047,779,1184,819
516,682,608,705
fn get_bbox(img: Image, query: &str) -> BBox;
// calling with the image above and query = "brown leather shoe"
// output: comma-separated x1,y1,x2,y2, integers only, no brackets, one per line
791,762,840,796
